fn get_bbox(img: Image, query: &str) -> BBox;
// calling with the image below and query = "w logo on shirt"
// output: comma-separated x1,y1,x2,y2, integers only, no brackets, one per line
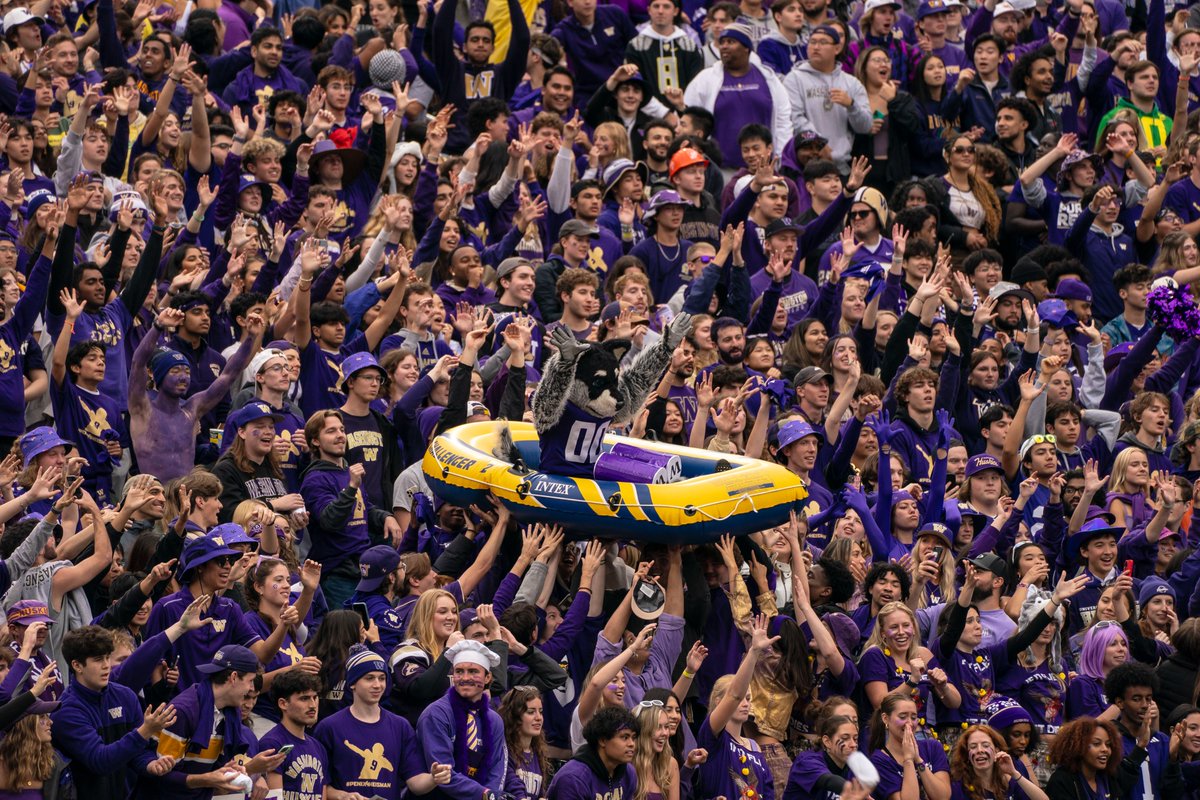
108,707,123,719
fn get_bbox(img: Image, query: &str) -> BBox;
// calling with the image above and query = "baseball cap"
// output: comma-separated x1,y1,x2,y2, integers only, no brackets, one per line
916,522,953,549
227,401,284,431
6,600,51,625
559,219,600,240
630,578,666,620
3,8,42,32
357,545,403,592
248,348,287,376
965,453,1003,477
988,281,1034,304
1018,433,1056,462
496,257,534,279
764,217,803,238
197,645,260,674
967,552,1007,579
794,366,834,386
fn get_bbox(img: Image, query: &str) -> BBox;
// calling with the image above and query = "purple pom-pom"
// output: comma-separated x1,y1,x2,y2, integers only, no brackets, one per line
1148,283,1200,340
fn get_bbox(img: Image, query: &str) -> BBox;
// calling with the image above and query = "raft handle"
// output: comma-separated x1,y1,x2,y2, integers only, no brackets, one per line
516,481,531,499
607,491,623,511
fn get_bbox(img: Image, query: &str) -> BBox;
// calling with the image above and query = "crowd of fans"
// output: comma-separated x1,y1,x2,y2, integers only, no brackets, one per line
0,0,1195,795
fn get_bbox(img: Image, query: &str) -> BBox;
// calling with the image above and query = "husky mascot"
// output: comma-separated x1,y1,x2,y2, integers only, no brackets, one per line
495,313,693,477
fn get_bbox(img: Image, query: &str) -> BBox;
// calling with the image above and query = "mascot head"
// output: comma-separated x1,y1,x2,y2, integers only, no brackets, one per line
569,340,631,418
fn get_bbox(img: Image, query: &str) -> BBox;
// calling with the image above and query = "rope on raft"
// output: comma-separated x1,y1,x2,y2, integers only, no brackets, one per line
428,449,779,522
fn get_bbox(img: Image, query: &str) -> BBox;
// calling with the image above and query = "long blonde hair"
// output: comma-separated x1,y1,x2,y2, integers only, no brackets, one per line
863,601,921,662
633,705,674,800
594,122,632,164
1108,447,1150,496
407,589,459,660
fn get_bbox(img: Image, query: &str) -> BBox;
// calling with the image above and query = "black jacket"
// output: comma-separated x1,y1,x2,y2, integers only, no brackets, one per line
1044,747,1147,800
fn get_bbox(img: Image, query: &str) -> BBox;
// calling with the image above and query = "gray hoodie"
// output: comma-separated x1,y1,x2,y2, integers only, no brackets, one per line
781,60,874,172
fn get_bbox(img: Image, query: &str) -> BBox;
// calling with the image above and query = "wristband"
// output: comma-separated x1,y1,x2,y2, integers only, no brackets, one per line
682,668,695,678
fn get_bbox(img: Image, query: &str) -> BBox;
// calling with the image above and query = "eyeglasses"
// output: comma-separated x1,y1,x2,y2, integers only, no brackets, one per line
261,364,287,373
848,210,873,220
951,145,976,155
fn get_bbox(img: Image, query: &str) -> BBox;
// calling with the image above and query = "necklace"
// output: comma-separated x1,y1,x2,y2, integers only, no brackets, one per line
657,239,681,261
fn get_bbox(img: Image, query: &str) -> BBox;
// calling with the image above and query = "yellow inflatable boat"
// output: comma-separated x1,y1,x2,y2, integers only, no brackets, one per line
423,421,809,543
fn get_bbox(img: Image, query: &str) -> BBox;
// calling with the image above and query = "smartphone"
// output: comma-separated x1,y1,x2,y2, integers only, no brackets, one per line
1124,560,1134,577
353,602,371,630
277,744,294,756
931,546,944,561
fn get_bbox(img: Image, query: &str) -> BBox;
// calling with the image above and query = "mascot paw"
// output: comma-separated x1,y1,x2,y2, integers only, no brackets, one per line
550,324,588,363
666,312,694,348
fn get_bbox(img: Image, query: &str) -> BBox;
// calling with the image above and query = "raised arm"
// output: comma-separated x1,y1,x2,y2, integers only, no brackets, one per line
188,310,263,418
708,614,775,734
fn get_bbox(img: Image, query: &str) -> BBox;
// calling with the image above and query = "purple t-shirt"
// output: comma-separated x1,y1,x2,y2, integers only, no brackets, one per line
994,660,1067,734
313,707,426,800
870,738,950,800
245,613,306,721
1065,674,1110,719
1163,178,1200,224
784,749,851,800
258,725,327,800
858,647,936,721
696,717,775,800
713,67,775,169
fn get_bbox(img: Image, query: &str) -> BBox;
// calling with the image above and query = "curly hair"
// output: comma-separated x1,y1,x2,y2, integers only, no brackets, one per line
498,686,549,786
950,725,1010,800
0,714,54,791
1048,717,1121,776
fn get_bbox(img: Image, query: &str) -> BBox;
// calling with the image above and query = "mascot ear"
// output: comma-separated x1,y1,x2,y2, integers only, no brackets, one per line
601,338,632,363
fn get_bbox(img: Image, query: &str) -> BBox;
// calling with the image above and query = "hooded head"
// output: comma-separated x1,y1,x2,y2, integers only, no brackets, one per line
564,340,632,419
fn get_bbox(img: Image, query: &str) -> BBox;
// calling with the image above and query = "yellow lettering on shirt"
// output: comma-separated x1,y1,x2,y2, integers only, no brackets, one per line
344,741,393,780
0,339,16,373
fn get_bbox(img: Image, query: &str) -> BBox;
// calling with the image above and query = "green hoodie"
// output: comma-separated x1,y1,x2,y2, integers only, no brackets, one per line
1096,96,1172,150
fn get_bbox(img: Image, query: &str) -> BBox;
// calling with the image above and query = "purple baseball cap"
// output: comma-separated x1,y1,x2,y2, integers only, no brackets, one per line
965,453,1003,477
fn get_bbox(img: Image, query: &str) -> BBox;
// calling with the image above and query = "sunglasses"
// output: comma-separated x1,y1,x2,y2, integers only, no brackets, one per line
848,209,874,220
1026,434,1057,446
951,145,976,155
638,699,665,708
690,254,714,264
215,555,239,567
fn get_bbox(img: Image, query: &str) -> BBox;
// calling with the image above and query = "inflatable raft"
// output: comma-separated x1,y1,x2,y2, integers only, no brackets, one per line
423,421,809,544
